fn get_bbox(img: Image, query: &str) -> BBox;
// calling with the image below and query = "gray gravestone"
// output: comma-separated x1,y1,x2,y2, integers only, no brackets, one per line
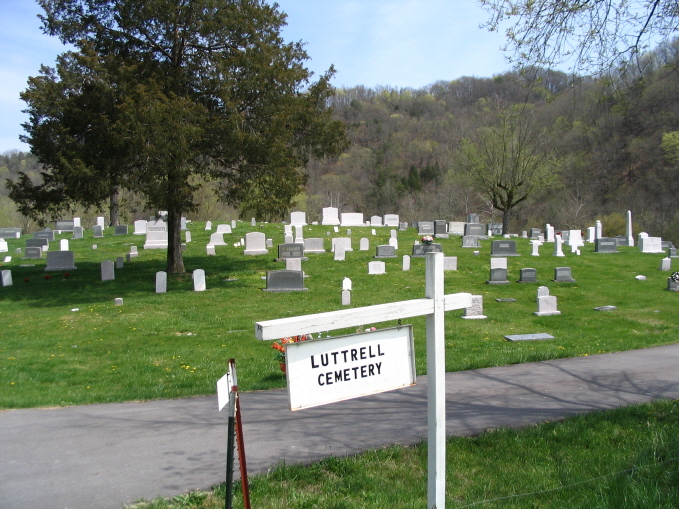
418,221,435,235
491,240,519,256
73,226,84,239
434,220,448,238
114,225,128,235
93,225,104,238
412,243,443,257
101,260,115,281
375,245,397,258
0,228,21,239
277,243,305,260
26,238,48,249
34,230,55,242
23,247,42,259
45,251,76,271
486,267,509,285
554,267,575,282
55,219,75,232
116,257,124,269
529,228,542,239
264,270,307,292
595,238,618,253
464,223,485,236
462,236,480,248
518,268,537,283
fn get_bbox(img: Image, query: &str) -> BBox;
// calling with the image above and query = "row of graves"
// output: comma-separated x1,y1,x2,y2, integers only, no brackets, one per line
3,209,679,294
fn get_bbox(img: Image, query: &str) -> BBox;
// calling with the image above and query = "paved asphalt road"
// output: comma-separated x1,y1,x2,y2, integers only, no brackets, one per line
2,344,679,509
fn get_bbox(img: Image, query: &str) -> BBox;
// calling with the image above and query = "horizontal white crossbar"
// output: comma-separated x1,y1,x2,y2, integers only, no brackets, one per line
254,293,472,340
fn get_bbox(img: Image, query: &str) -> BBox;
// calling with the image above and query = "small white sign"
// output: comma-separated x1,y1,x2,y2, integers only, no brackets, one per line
285,326,415,411
217,372,232,411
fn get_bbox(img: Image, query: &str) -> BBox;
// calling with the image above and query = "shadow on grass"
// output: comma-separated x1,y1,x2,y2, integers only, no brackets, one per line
0,253,282,309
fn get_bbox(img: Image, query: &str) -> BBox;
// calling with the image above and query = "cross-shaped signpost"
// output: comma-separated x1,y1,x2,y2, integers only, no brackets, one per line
255,252,471,508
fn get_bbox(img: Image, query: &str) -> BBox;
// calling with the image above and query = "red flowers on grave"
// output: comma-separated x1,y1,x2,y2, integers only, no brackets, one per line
44,275,52,280
421,235,434,244
63,273,71,279
272,334,312,372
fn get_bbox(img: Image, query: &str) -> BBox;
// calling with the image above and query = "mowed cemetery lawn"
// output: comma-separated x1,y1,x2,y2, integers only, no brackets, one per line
2,221,679,409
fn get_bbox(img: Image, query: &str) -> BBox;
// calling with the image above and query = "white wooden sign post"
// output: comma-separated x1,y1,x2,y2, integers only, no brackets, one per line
255,252,471,509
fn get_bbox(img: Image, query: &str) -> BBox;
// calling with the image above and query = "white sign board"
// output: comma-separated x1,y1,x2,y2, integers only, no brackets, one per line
217,372,233,411
285,326,415,411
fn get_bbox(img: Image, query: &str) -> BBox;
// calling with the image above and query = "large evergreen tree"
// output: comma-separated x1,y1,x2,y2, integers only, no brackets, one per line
14,0,347,273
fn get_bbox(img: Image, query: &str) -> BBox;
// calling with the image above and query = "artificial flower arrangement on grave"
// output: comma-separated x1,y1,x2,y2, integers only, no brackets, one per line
421,235,435,244
272,334,312,372
671,272,679,282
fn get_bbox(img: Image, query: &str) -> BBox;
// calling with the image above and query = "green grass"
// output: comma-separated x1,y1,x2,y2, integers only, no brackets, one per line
127,398,679,509
1,222,679,408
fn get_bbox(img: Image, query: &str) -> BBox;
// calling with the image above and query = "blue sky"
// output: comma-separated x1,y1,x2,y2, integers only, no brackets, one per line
0,0,511,153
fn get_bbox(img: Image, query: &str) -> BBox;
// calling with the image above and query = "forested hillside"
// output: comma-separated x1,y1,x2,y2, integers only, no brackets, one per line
5,38,679,242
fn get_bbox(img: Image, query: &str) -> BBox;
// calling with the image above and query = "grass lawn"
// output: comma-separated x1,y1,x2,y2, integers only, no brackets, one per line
1,221,679,409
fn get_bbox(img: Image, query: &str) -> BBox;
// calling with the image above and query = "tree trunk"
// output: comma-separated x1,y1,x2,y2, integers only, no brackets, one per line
502,208,511,235
109,185,120,227
166,208,185,274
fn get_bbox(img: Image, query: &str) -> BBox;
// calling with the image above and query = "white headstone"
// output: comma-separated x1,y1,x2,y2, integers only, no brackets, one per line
206,245,216,256
134,220,147,235
384,214,399,227
443,256,457,271
462,295,487,319
156,271,167,293
342,277,352,291
209,232,227,246
0,239,7,253
370,215,383,227
531,241,540,256
341,290,351,306
185,231,192,243
626,210,634,247
586,227,596,243
60,239,69,251
73,217,81,227
368,261,386,274
251,218,256,226
244,232,268,255
114,298,123,306
205,221,212,230
340,212,364,227
595,220,603,239
535,286,560,316
359,238,370,251
144,221,168,249
321,207,340,226
96,216,105,227
388,237,398,249
334,244,346,261
490,257,507,270
286,257,302,271
216,224,232,234
193,269,206,291
545,224,555,242
1,270,12,287
290,211,307,226
332,237,353,253
660,257,672,271
231,220,237,229
553,235,565,257
402,255,411,271
129,246,139,257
